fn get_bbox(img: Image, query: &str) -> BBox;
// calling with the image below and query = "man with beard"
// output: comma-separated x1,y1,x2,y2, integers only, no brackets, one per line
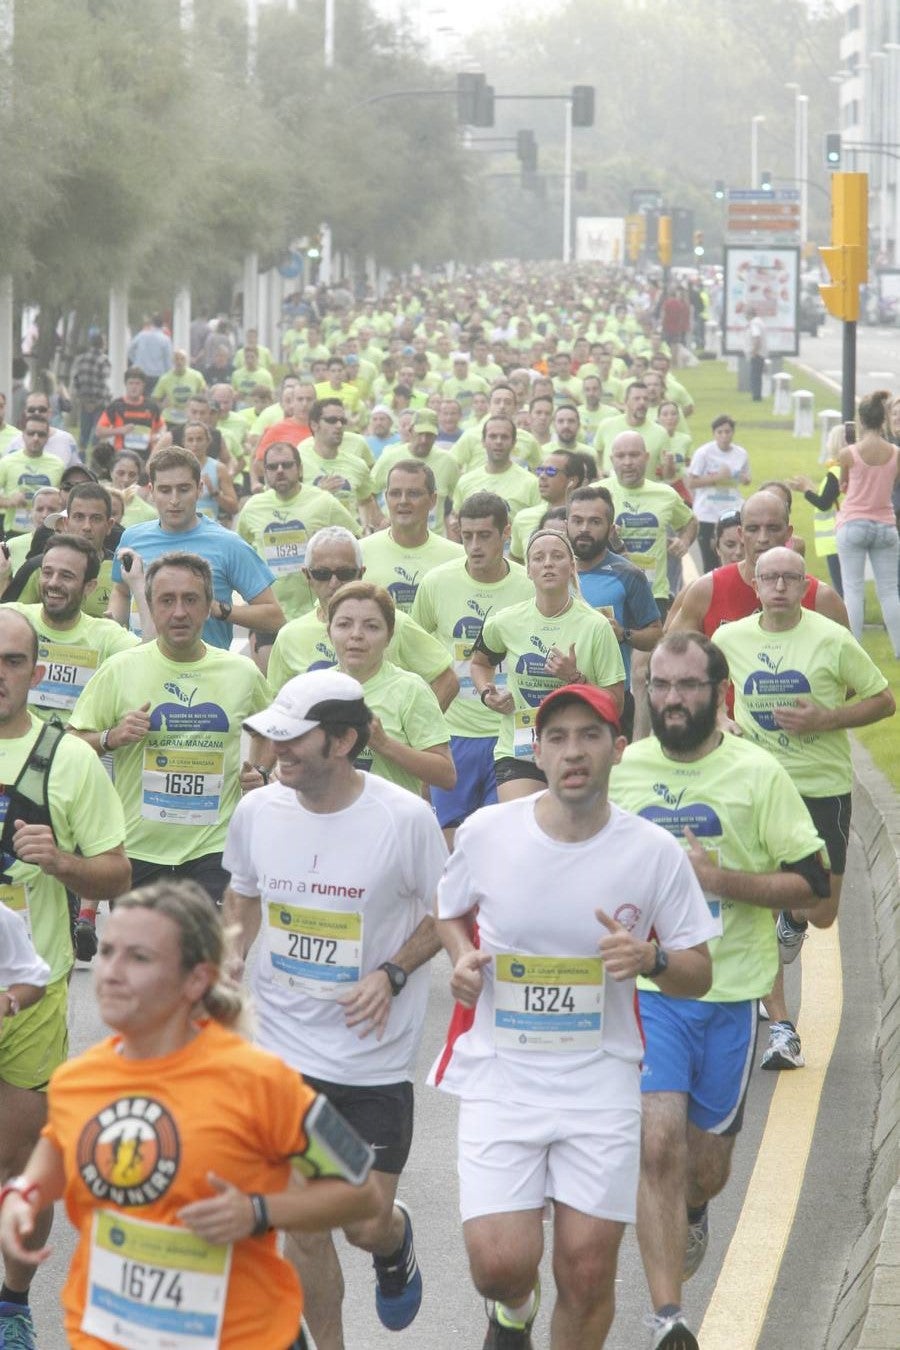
567,485,661,739
610,632,829,1350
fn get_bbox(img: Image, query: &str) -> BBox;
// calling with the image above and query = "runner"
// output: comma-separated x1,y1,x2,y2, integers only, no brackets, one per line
224,670,448,1349
360,458,462,611
609,632,828,1349
0,880,379,1350
432,682,717,1349
0,607,130,1349
712,547,894,1068
69,552,273,907
470,529,625,801
411,491,534,846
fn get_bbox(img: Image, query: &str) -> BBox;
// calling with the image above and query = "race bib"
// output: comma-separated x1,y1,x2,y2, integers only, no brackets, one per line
454,642,507,701
513,708,538,761
262,523,307,575
123,429,150,452
82,1210,231,1350
0,882,31,941
494,954,604,1051
141,748,224,825
267,902,363,999
31,642,99,711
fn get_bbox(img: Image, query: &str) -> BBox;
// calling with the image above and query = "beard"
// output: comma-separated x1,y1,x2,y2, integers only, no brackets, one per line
650,692,719,753
569,532,606,563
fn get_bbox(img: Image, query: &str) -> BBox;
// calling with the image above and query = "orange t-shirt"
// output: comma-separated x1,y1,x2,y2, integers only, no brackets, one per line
43,1019,316,1349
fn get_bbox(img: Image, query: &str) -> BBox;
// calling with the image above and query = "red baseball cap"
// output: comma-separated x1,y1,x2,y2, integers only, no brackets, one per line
535,684,622,735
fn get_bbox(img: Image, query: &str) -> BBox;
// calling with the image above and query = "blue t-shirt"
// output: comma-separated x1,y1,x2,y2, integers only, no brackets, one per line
365,432,402,460
577,552,659,685
113,515,276,649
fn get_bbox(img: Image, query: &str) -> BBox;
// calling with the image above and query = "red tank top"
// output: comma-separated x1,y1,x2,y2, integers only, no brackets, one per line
703,563,819,636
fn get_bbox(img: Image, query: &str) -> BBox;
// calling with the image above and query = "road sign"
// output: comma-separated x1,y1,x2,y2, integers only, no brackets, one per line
726,189,801,244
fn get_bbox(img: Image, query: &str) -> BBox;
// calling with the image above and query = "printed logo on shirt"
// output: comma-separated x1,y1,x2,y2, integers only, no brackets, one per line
614,903,641,931
151,684,229,733
77,1097,180,1206
638,785,723,839
743,653,811,732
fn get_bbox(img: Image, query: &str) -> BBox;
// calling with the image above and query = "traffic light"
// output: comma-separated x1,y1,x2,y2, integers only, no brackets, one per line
761,171,773,192
818,171,868,320
825,132,842,170
714,180,726,200
672,207,694,254
457,72,483,124
457,72,494,126
625,214,645,263
693,229,705,257
571,85,595,128
658,215,673,266
516,130,537,174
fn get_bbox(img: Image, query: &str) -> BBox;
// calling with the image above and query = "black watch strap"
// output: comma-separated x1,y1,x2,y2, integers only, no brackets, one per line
379,961,407,996
647,942,668,979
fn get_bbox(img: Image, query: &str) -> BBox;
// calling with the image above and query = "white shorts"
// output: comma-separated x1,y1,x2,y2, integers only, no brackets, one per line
457,1089,640,1225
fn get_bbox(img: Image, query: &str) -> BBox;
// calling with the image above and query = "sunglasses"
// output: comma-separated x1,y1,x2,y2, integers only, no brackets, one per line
534,465,560,477
717,510,742,526
307,567,360,583
320,416,348,425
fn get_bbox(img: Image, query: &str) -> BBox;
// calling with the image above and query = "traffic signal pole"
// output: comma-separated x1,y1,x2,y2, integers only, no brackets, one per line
819,172,868,423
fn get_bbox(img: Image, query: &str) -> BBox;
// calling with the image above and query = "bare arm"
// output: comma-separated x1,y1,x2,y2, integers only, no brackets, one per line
10,826,131,900
429,666,460,712
367,720,457,791
683,829,823,911
0,1137,66,1266
214,587,285,635
773,686,895,735
814,583,850,630
664,572,712,633
597,909,712,998
222,887,263,971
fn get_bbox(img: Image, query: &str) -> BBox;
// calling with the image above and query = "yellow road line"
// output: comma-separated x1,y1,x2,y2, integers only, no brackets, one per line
698,921,844,1347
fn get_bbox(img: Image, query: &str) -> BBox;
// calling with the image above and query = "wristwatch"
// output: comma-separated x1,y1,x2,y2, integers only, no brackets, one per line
646,942,669,980
379,962,408,996
99,728,113,753
622,628,633,644
218,600,233,622
1,991,20,1018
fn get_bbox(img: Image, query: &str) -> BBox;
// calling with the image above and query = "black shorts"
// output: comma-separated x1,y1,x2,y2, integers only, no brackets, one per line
493,755,547,788
302,1075,414,1175
128,853,230,907
801,793,851,876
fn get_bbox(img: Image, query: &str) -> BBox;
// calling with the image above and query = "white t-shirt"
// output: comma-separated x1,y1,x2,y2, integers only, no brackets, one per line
431,797,718,1108
1,903,51,988
688,439,751,523
224,774,448,1086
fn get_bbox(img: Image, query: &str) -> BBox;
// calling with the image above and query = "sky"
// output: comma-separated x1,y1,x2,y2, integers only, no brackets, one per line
369,0,541,61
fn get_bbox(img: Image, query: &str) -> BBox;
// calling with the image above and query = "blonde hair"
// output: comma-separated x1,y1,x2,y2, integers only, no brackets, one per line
114,881,244,1028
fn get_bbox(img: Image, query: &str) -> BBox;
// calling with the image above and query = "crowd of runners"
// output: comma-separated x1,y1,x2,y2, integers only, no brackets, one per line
0,262,896,1350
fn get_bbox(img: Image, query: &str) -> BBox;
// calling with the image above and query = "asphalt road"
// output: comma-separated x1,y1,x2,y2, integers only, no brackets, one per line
797,315,900,395
26,824,878,1350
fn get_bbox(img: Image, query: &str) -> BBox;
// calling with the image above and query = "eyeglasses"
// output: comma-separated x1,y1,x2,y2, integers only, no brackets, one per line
756,572,806,586
320,416,348,426
265,461,296,472
534,465,560,477
648,679,714,697
307,566,360,583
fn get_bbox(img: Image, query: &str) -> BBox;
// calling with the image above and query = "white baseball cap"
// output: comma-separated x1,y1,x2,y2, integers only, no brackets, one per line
244,670,370,741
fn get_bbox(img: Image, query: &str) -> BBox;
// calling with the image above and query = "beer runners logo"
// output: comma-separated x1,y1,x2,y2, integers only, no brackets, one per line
77,1097,180,1206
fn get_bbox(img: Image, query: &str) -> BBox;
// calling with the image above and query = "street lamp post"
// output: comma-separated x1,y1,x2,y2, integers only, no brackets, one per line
751,114,765,190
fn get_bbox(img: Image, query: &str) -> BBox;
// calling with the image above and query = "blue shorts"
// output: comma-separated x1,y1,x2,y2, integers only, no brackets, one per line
639,993,757,1136
431,735,498,829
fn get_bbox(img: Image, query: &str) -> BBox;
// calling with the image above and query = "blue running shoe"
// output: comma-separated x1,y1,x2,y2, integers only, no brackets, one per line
373,1200,422,1330
0,1303,37,1350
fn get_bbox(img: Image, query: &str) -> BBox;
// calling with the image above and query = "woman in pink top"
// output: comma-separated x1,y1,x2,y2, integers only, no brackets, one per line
836,389,900,655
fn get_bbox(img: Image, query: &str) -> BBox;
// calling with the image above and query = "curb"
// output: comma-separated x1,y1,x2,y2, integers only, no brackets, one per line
825,744,900,1349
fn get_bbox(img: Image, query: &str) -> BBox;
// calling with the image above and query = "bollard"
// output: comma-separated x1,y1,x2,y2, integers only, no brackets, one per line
791,389,814,439
761,359,773,401
772,371,792,416
818,409,842,462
